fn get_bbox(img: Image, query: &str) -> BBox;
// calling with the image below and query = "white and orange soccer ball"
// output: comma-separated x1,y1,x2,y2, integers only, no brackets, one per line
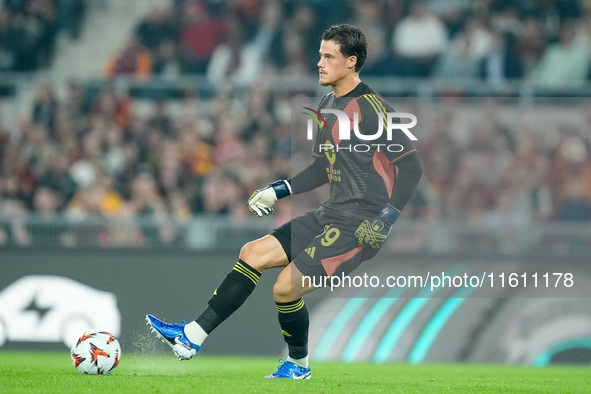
70,329,121,374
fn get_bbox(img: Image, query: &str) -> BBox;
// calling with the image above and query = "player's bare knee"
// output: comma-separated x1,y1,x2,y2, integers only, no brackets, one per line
239,241,261,269
273,279,296,303
239,239,273,272
239,240,254,260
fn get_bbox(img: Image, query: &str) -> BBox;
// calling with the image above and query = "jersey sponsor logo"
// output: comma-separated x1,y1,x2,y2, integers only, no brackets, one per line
323,139,336,164
326,167,341,182
322,139,340,185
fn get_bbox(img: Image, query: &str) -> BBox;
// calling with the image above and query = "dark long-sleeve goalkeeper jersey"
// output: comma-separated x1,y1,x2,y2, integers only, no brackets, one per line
291,81,423,216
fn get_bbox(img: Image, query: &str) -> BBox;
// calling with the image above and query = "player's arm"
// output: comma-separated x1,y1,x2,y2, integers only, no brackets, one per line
248,157,328,217
249,95,331,217
289,156,328,194
355,97,423,247
387,151,423,215
355,152,422,248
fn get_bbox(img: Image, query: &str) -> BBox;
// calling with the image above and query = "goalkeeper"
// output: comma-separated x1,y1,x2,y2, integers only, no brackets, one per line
147,24,422,380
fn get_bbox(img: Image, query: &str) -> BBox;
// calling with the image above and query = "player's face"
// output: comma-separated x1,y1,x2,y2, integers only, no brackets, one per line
317,40,356,87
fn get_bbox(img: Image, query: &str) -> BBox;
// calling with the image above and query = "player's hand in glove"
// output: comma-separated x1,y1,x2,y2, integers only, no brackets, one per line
354,204,400,249
248,180,292,217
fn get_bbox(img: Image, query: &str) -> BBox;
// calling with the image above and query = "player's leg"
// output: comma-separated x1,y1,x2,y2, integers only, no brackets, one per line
147,234,288,360
186,234,289,343
264,211,327,375
189,209,319,345
266,215,368,379
264,262,315,379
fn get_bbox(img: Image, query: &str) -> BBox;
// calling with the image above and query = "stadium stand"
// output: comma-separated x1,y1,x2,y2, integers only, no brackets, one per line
0,0,590,250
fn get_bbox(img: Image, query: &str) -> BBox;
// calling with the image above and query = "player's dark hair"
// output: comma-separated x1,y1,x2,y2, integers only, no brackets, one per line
321,24,367,72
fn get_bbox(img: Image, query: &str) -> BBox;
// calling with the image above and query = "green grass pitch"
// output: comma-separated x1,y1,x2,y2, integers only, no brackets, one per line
0,351,589,393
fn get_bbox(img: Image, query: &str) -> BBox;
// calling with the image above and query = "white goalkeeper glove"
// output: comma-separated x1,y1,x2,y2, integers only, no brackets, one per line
248,180,292,217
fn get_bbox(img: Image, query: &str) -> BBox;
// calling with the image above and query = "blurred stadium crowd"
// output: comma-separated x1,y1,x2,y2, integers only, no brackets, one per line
0,0,591,248
0,0,86,71
103,0,591,88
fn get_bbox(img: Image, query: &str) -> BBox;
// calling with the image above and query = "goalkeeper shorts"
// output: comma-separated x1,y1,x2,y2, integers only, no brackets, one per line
270,205,381,279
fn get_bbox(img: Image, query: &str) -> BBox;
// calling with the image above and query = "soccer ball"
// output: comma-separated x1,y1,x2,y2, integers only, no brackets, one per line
70,329,121,374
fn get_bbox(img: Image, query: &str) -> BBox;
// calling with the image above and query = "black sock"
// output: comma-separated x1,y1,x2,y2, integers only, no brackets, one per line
277,298,309,359
196,260,261,334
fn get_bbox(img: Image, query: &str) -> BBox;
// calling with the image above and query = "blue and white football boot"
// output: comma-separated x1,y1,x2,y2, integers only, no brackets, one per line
264,360,311,379
146,314,199,360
